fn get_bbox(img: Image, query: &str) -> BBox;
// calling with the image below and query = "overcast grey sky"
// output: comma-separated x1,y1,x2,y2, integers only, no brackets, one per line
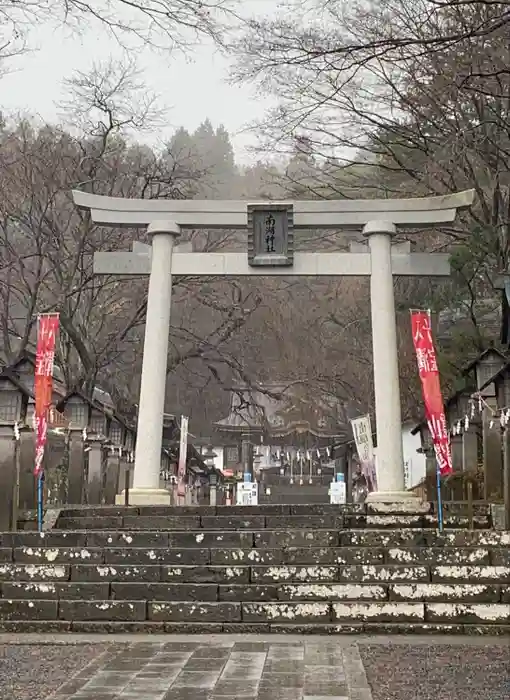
0,1,276,164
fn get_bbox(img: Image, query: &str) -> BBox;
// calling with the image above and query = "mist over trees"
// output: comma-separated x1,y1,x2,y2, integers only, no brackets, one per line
234,0,508,361
1,1,506,433
0,0,237,64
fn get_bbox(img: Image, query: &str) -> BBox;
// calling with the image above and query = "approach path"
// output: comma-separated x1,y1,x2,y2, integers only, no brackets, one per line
0,634,508,700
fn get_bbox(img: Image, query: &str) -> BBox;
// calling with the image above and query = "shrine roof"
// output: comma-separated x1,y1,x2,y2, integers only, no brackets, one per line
214,383,350,438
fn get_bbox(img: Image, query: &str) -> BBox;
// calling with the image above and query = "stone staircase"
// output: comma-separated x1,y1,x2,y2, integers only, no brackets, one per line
260,486,331,504
0,503,508,635
259,473,331,504
260,473,334,486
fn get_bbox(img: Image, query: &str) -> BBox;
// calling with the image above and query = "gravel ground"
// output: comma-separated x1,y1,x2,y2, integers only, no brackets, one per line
0,644,112,700
360,644,510,700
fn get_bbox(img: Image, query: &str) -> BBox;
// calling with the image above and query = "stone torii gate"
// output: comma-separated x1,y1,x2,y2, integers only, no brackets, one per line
72,190,474,505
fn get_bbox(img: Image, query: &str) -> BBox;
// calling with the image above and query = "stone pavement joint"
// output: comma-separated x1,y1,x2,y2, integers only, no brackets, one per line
48,640,372,700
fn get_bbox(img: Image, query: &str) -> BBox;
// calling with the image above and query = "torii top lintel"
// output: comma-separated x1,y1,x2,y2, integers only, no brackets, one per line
72,189,475,230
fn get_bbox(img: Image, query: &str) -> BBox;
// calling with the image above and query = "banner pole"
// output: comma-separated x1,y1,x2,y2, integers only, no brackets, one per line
436,461,444,532
37,473,44,532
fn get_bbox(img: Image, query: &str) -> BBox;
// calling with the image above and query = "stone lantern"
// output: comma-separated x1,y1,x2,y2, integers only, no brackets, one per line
0,373,28,425
203,444,217,469
463,348,507,501
115,426,135,501
479,363,510,516
125,426,135,455
444,388,478,475
90,404,110,438
463,347,507,397
60,392,89,428
160,449,171,484
411,419,436,499
102,414,127,505
494,366,510,528
489,364,510,416
0,372,31,528
208,469,218,506
58,392,109,505
109,416,125,447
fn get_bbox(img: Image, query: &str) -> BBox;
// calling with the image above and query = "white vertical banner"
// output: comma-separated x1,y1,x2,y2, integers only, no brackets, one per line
403,459,411,490
177,416,189,496
351,414,378,491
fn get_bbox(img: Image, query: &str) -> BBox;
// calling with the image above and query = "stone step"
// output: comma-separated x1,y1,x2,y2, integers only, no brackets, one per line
260,485,330,493
2,545,507,566
59,504,355,517
260,493,338,504
0,599,509,626
56,512,493,530
1,501,505,636
2,581,506,603
57,514,354,531
57,503,492,518
342,529,510,547
261,474,334,486
1,619,508,635
211,546,509,566
1,528,508,548
1,562,509,583
260,485,332,494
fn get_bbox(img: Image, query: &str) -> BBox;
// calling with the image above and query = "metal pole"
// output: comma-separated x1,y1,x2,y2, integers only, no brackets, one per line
436,462,444,532
37,473,44,532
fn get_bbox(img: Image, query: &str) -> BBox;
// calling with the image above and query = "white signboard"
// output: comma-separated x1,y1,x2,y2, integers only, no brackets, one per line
403,459,411,490
177,415,189,496
351,414,378,490
236,481,259,506
329,481,346,504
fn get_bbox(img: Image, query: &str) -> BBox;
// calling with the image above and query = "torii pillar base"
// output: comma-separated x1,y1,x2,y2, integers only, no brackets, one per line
116,488,172,506
365,490,427,511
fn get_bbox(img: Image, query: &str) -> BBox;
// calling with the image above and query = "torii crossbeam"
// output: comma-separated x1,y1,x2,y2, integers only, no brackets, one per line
73,189,475,505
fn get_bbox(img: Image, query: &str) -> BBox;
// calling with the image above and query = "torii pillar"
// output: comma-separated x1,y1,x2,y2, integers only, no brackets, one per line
72,190,474,506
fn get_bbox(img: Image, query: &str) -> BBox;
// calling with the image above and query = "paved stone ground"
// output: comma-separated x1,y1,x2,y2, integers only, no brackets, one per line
0,635,508,700
359,640,510,700
47,639,368,700
0,637,367,700
0,643,116,700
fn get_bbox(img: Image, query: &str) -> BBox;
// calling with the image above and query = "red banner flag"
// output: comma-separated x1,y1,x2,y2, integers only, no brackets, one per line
34,314,60,477
411,310,453,476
